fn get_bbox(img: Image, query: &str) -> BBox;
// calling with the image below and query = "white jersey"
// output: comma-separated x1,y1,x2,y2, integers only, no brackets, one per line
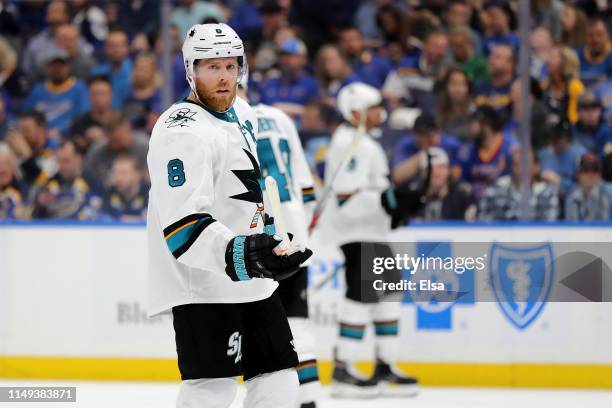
146,97,277,317
253,103,315,249
324,123,391,245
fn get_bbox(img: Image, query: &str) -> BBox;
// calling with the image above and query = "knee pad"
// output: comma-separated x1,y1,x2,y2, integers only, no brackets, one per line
177,377,237,408
244,368,299,408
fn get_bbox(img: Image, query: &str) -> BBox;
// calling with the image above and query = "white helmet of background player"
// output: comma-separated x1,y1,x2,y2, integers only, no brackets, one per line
337,82,386,126
182,23,247,108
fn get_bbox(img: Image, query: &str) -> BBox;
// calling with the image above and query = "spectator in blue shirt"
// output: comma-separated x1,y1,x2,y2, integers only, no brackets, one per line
392,113,462,189
576,18,612,88
123,52,162,133
315,44,361,104
338,26,392,88
259,38,320,119
538,120,586,196
573,92,612,154
22,48,90,138
482,1,519,56
594,80,612,121
90,28,133,109
565,152,612,221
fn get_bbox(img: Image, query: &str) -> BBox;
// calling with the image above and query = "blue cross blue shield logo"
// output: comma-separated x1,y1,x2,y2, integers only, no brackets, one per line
490,243,554,330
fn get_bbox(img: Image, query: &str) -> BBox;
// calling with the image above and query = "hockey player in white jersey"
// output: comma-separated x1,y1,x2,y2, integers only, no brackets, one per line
325,82,419,398
237,77,320,408
146,23,312,408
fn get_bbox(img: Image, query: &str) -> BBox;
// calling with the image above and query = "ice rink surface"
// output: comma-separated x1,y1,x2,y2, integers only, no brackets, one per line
2,380,612,408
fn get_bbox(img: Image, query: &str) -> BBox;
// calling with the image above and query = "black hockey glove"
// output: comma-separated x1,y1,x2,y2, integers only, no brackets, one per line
225,233,313,282
381,188,427,228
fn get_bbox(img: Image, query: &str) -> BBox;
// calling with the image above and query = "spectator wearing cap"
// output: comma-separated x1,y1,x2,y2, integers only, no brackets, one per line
338,26,393,89
89,28,133,109
5,111,57,195
101,154,148,221
474,44,515,120
383,30,450,113
392,113,462,189
259,38,320,119
68,75,116,153
538,120,587,196
0,143,27,220
565,153,612,221
31,140,98,220
417,147,477,221
540,46,584,124
21,0,71,82
573,92,612,154
458,106,519,198
22,48,90,137
478,148,559,221
448,26,489,83
576,18,612,88
54,23,95,80
315,44,362,104
482,1,519,56
84,113,148,191
171,0,226,41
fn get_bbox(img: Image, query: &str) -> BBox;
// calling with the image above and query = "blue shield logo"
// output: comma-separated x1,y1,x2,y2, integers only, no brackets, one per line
490,243,554,330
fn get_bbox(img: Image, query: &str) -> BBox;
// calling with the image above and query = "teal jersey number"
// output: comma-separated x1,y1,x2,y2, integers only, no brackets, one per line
167,159,186,187
257,138,292,201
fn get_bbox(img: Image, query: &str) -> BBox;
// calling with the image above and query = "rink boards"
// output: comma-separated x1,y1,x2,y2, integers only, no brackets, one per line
0,221,611,388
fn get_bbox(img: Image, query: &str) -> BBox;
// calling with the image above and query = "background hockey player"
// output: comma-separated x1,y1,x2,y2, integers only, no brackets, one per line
237,75,321,408
324,82,420,398
146,23,312,408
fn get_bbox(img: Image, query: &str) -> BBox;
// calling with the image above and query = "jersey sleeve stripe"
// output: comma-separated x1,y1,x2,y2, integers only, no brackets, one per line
164,213,216,259
302,187,316,203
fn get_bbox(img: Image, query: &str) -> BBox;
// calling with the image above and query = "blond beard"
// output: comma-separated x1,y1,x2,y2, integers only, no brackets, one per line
194,83,237,112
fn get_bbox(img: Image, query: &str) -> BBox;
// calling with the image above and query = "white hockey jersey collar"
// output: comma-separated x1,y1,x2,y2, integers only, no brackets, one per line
181,98,240,124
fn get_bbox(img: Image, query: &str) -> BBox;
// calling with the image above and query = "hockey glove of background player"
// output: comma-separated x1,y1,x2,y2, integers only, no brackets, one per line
225,233,312,282
381,188,427,228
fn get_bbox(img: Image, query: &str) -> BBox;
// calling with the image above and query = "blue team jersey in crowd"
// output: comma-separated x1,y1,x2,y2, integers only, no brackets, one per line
483,33,520,56
474,80,514,118
576,46,612,88
392,133,462,167
538,143,586,194
351,51,392,88
594,81,612,120
90,59,133,109
23,78,90,135
572,122,612,154
259,73,320,106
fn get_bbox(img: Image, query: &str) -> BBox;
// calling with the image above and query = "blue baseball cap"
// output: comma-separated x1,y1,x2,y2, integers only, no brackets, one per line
279,38,307,56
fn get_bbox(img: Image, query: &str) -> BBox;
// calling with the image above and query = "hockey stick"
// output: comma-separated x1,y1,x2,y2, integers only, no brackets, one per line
265,175,299,255
307,114,367,235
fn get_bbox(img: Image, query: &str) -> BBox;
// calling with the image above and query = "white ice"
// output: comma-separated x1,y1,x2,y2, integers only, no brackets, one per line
2,380,612,408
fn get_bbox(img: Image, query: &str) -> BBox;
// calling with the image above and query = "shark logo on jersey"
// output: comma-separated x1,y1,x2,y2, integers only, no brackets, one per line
165,108,197,128
230,149,265,228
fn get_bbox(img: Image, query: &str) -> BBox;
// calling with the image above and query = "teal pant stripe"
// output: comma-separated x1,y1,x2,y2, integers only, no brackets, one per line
375,325,399,336
340,327,365,339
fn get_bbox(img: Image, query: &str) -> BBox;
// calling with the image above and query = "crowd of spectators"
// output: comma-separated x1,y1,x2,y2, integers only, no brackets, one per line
0,0,611,223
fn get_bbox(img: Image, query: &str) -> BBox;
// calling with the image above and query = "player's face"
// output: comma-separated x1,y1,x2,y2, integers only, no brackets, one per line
193,57,239,112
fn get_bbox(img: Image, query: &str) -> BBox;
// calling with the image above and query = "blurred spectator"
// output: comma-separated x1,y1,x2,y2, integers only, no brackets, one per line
171,0,226,41
375,3,411,60
541,46,584,124
354,0,406,43
31,140,98,220
0,35,17,89
436,67,476,143
252,1,287,72
530,0,563,42
117,0,160,41
102,154,148,221
5,111,57,192
299,102,339,177
72,0,108,52
0,143,26,220
315,44,361,103
565,152,612,221
560,3,588,48
54,23,95,79
482,1,519,56
259,38,319,118
444,0,483,54
576,18,612,88
530,27,554,81
478,148,559,221
68,75,116,153
538,120,586,197
228,0,263,43
22,48,90,137
338,26,392,88
84,113,148,189
506,78,548,150
90,28,132,109
383,30,450,112
124,52,162,132
459,106,518,198
0,97,8,140
474,44,515,120
448,26,489,83
22,0,71,82
418,147,476,221
573,92,612,154
392,113,462,188
594,79,612,121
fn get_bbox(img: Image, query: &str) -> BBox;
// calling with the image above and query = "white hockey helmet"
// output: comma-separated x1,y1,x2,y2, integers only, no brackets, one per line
182,23,246,93
337,82,383,123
